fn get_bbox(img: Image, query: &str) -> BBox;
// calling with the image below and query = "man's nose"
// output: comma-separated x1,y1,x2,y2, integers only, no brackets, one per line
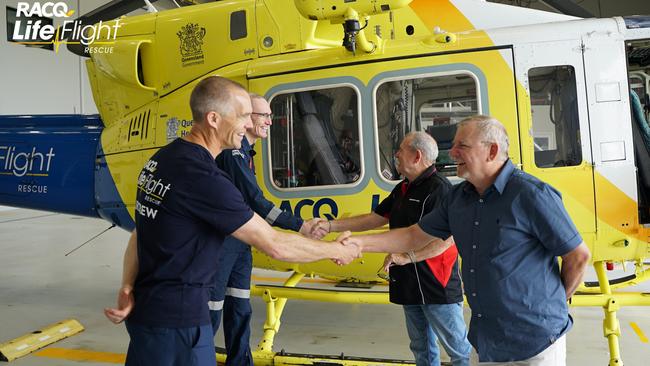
449,145,459,159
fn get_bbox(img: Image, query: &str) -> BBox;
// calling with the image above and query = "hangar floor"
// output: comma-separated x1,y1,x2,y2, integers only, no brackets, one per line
1,208,650,365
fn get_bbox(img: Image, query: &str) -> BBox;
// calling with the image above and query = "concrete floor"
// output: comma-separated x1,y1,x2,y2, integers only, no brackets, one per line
1,208,650,365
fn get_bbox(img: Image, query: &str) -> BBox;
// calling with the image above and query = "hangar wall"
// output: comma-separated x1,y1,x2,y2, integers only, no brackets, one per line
0,0,106,115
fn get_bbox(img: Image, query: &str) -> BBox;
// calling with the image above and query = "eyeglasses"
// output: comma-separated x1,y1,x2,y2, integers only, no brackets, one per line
251,112,273,119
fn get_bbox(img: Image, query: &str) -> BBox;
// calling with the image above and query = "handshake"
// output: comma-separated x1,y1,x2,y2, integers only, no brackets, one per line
299,218,361,266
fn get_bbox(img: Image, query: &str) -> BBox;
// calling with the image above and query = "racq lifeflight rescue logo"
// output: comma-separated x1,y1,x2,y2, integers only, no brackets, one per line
11,1,121,54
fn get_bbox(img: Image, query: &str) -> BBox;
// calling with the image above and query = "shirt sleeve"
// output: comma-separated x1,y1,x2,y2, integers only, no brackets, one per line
218,149,303,232
373,183,400,218
527,184,583,256
417,190,452,239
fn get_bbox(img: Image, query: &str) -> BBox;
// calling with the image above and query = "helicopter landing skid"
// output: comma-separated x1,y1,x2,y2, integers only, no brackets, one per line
215,271,427,365
571,260,650,366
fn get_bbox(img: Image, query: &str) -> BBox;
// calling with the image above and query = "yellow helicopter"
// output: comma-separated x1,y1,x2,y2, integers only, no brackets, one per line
3,0,650,364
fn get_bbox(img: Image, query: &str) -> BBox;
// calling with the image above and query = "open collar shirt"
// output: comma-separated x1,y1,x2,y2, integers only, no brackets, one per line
418,160,582,362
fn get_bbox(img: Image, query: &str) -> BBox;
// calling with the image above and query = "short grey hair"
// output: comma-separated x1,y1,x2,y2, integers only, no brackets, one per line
406,131,438,164
189,76,246,122
459,115,509,161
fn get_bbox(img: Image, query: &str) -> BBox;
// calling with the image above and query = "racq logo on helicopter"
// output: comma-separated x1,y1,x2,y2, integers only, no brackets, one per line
11,1,122,53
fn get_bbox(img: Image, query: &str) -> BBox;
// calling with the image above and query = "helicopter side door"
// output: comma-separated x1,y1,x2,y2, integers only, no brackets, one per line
514,40,597,247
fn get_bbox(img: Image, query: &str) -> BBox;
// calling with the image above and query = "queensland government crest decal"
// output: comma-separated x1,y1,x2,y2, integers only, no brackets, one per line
177,23,206,67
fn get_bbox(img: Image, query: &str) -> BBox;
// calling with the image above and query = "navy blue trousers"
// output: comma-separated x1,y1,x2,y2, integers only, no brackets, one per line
209,243,253,366
124,322,215,366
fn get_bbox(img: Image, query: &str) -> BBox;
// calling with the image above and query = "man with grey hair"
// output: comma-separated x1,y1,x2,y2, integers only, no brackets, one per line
341,116,591,365
317,131,471,366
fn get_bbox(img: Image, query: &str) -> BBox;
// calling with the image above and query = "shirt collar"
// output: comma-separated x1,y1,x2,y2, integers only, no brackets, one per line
406,164,436,186
461,159,515,195
240,137,253,154
492,159,515,194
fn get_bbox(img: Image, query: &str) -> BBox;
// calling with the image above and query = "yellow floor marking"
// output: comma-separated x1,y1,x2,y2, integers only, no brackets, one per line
31,279,384,364
630,322,649,343
35,347,125,363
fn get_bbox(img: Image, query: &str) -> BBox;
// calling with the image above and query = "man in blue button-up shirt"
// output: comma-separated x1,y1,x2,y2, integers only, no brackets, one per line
344,116,591,365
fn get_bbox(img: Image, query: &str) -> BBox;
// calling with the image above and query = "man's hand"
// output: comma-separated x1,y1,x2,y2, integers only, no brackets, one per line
300,218,328,239
311,219,330,238
382,253,409,273
331,231,361,265
104,286,134,324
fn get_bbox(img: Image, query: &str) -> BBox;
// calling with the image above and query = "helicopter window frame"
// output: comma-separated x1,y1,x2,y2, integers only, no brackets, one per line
527,65,583,169
266,82,365,193
372,70,482,185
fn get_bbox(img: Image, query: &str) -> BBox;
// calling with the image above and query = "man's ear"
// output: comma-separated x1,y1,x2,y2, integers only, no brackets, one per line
205,111,221,130
414,149,423,164
488,143,499,161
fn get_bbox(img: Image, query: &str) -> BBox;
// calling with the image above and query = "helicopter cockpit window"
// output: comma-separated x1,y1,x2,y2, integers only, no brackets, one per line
528,66,582,168
376,73,479,180
269,86,361,189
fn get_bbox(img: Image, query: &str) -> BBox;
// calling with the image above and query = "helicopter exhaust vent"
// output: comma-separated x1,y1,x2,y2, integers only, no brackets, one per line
127,109,151,142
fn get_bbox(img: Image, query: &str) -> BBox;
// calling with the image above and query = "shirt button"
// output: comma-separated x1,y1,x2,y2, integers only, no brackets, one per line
472,245,477,249
474,221,479,226
472,292,476,297
470,269,475,273
477,313,482,318
479,199,484,203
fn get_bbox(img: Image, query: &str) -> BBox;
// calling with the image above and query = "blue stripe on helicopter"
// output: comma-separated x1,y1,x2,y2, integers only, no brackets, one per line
0,114,102,218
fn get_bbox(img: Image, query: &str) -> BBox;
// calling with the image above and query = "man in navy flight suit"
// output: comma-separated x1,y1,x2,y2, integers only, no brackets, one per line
210,93,325,365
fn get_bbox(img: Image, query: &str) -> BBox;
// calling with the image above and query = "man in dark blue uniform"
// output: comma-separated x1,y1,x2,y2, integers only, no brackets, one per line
322,132,471,366
341,116,591,365
104,76,359,366
210,94,324,365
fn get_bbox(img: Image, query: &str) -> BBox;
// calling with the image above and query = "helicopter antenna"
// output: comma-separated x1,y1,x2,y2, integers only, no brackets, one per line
64,224,116,256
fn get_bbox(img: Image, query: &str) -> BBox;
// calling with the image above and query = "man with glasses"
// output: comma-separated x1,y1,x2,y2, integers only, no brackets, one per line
210,93,325,365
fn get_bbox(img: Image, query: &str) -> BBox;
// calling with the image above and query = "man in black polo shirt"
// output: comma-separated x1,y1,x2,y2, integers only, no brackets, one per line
104,76,359,366
320,132,471,366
